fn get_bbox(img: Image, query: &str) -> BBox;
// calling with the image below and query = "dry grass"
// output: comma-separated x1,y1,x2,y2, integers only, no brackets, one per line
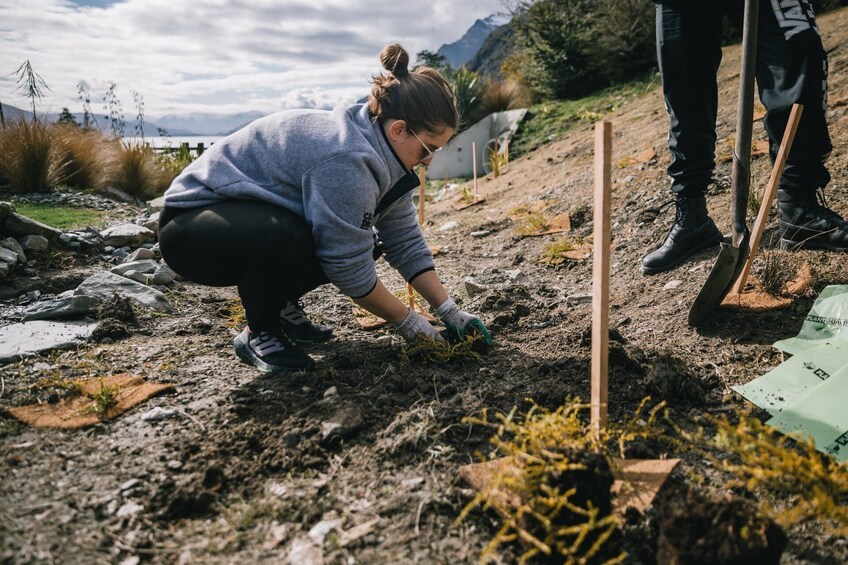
482,78,532,114
114,142,171,199
54,125,117,192
758,249,798,296
0,118,65,193
514,213,551,237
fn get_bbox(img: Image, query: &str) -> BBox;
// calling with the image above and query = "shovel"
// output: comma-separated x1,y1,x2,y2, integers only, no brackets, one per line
688,0,760,327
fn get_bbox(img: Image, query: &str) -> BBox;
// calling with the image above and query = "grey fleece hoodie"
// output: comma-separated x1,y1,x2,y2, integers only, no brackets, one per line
163,103,434,298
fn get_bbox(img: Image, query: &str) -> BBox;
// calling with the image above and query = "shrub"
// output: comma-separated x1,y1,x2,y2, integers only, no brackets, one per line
481,77,532,115
512,0,655,99
0,118,65,193
450,67,485,130
54,124,116,192
113,142,169,199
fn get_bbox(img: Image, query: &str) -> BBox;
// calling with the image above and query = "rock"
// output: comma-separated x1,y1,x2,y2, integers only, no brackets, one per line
438,220,460,232
664,279,683,290
143,212,160,236
100,224,155,248
285,536,323,565
0,261,10,279
323,386,338,399
116,501,144,518
4,212,62,241
19,235,49,253
140,407,179,422
308,518,344,544
75,271,173,313
0,201,13,225
147,196,165,215
0,247,19,265
123,248,156,263
21,295,103,321
152,264,177,286
566,293,593,305
1,237,26,264
464,276,488,297
320,400,364,443
111,259,159,277
0,320,98,363
470,230,490,238
123,270,152,285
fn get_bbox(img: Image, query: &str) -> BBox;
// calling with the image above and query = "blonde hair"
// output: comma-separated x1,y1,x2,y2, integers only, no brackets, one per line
369,44,459,134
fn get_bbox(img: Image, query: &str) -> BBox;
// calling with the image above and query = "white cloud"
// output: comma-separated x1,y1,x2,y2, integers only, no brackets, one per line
0,0,507,118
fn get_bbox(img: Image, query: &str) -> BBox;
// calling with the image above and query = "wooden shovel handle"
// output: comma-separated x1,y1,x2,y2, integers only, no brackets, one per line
730,103,803,295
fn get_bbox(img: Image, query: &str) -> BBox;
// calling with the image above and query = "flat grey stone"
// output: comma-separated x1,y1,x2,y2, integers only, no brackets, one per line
75,271,173,313
22,295,103,321
123,248,156,263
464,276,488,297
123,270,152,284
1,238,26,264
566,293,593,305
146,196,165,215
152,264,177,286
0,320,97,363
100,224,155,248
4,213,62,240
0,247,18,265
438,221,460,232
111,259,159,277
19,235,49,253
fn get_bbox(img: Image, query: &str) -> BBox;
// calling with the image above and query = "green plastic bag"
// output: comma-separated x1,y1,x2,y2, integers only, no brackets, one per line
773,285,848,356
766,363,848,463
732,341,848,414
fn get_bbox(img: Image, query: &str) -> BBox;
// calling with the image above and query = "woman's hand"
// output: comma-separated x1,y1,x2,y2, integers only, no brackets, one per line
395,308,444,342
435,298,492,346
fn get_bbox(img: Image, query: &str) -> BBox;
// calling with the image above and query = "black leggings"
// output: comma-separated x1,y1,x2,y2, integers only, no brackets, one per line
159,202,329,332
656,0,831,195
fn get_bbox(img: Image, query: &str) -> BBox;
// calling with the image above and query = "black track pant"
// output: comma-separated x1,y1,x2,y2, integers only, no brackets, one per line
159,203,329,332
656,0,832,196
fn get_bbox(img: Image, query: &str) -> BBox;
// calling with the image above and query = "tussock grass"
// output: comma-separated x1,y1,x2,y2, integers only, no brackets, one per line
54,125,116,192
481,78,532,115
114,143,170,199
0,118,65,193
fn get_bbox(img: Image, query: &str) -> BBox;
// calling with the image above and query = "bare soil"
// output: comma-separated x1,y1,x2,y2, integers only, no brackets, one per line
3,9,848,564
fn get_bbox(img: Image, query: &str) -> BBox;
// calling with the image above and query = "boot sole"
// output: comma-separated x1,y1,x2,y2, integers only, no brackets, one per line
233,338,314,373
779,238,848,252
641,236,723,275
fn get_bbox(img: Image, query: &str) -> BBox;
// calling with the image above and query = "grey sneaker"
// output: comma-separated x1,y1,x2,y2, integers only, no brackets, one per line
233,328,314,372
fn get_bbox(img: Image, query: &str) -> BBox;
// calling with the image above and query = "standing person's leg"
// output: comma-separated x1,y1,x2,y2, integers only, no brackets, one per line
742,0,847,250
642,2,725,274
159,201,317,370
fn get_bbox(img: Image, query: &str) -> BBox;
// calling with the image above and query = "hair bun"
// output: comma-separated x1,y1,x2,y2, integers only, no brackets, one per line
380,44,410,78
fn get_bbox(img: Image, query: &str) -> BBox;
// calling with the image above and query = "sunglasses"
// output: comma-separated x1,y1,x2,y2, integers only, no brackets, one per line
409,128,443,162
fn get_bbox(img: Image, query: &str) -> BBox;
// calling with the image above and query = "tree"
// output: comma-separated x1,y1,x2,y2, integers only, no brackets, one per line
414,50,450,72
56,107,79,126
14,60,50,121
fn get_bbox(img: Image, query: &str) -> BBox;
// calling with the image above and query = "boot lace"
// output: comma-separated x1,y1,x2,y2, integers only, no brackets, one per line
815,189,847,226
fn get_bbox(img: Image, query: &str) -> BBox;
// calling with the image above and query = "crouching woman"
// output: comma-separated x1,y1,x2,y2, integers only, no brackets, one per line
158,44,491,373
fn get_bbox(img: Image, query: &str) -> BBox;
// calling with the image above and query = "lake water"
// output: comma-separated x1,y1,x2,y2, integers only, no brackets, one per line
124,135,222,149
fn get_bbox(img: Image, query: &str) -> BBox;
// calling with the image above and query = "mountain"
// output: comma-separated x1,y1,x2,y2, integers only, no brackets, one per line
153,111,265,136
437,14,509,69
466,18,518,78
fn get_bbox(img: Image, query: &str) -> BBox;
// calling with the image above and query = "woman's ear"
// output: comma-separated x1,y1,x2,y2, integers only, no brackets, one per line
387,119,407,141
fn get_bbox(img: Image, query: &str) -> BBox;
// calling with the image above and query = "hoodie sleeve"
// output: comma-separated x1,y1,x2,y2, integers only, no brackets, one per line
375,194,436,283
300,153,383,298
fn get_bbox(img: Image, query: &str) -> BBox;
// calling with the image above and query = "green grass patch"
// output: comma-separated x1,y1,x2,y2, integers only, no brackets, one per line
13,202,108,230
509,74,659,160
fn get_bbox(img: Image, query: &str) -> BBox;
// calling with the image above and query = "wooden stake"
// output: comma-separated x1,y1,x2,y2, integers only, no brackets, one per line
418,166,427,226
407,283,415,310
591,121,612,430
731,103,803,295
472,141,478,199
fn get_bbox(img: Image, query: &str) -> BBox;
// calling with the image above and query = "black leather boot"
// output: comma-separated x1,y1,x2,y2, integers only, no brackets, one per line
777,189,848,251
641,193,723,274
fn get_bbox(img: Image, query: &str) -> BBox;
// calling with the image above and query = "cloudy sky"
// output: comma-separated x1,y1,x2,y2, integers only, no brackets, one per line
0,0,506,119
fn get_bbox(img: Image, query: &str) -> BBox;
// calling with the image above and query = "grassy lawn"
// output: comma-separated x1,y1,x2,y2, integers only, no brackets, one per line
509,73,660,160
13,202,110,230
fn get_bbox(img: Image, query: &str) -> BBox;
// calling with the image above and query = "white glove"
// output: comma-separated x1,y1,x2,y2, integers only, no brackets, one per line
435,298,493,345
395,308,444,342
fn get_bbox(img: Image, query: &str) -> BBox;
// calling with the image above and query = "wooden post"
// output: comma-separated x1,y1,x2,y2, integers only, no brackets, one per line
591,121,612,430
418,166,427,226
472,142,478,199
197,142,205,156
730,103,803,295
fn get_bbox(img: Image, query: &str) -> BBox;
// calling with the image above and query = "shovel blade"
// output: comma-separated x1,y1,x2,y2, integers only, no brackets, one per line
688,242,741,327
